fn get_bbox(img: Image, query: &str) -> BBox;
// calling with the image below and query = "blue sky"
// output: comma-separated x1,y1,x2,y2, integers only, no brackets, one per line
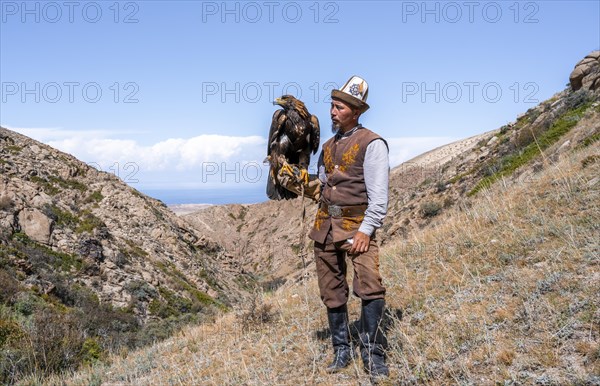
1,1,599,204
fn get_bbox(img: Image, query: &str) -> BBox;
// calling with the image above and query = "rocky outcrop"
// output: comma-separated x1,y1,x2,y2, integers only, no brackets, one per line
570,50,600,91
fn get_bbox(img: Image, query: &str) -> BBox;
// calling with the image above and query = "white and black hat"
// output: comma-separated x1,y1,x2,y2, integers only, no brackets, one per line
331,75,370,113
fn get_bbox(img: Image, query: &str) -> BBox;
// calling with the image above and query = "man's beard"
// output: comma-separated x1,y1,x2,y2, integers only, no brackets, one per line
331,122,341,134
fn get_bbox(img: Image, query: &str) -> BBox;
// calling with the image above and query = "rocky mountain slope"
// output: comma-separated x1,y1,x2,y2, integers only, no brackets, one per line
0,127,251,311
183,51,600,290
0,128,254,382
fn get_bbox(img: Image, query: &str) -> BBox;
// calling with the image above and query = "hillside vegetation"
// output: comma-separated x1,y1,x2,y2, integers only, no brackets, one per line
0,128,249,384
49,130,599,386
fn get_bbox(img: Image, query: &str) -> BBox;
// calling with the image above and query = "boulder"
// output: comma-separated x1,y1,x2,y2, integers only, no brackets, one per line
570,51,600,91
18,208,53,244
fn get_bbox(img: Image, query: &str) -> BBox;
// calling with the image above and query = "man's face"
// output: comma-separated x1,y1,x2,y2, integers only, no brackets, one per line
330,98,358,133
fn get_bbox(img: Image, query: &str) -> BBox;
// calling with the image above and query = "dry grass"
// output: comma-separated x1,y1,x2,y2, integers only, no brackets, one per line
36,145,599,385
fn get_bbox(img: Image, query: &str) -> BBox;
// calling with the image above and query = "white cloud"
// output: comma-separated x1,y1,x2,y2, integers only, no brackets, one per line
9,127,266,172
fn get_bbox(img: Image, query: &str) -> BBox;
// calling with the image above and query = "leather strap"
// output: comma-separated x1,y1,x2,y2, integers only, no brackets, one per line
320,202,368,217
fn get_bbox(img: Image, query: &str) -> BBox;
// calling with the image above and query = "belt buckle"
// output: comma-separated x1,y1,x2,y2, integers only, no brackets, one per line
329,205,342,217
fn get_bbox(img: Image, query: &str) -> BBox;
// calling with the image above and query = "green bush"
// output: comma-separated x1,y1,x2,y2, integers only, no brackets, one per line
0,224,222,383
76,210,105,234
80,338,105,365
13,292,43,316
0,317,23,348
11,231,83,272
5,145,23,153
48,176,87,192
84,190,104,204
42,204,79,228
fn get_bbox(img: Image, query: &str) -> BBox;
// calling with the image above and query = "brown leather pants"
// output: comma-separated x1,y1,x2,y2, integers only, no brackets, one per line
314,230,386,309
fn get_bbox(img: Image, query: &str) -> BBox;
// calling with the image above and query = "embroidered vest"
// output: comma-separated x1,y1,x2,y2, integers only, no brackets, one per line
308,127,385,244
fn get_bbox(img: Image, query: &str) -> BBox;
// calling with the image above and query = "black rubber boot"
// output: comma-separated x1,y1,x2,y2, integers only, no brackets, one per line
326,304,352,373
360,299,389,380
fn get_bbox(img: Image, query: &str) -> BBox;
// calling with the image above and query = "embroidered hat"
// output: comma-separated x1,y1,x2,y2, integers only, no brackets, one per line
331,75,370,113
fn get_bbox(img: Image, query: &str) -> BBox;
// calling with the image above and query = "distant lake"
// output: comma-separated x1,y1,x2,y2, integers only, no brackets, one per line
140,187,268,205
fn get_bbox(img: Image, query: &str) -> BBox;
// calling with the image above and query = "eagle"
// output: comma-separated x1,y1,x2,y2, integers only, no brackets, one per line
266,95,320,200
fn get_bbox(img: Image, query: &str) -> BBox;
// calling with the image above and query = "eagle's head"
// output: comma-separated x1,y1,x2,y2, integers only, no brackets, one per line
273,95,309,119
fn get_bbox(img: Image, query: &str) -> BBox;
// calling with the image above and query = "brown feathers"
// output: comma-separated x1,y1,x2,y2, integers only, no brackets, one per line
266,95,320,200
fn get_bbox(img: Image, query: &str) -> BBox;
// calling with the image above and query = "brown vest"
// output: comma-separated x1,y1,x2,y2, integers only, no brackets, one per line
309,127,384,244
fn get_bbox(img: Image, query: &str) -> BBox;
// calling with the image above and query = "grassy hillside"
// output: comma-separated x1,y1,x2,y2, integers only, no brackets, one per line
46,136,599,385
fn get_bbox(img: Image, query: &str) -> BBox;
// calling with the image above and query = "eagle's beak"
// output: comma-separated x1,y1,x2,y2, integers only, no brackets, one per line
273,97,283,106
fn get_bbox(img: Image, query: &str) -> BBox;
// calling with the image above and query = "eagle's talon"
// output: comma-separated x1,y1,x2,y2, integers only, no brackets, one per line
279,163,295,178
299,169,309,186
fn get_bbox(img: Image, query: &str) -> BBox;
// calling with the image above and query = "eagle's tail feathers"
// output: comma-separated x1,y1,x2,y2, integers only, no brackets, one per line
266,174,281,200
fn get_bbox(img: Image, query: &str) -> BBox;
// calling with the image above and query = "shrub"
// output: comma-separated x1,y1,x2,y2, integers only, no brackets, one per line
11,231,83,272
5,145,22,153
124,239,148,258
0,270,20,303
420,201,442,218
76,211,105,234
0,317,24,348
80,338,105,365
42,204,79,228
240,294,276,332
29,176,61,195
84,190,104,204
562,89,592,112
435,181,447,193
157,287,192,316
126,280,158,302
13,292,43,316
48,176,87,192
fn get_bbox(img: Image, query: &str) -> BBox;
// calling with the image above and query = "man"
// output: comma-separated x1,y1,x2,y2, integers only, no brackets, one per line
308,76,390,379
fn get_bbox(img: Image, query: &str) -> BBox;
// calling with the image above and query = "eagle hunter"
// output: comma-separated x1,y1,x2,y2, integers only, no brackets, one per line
266,95,320,200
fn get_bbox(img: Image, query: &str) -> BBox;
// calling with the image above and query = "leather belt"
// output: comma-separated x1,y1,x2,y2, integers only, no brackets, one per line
320,203,368,217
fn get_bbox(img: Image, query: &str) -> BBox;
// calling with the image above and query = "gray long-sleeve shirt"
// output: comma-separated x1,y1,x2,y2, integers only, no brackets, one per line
317,125,389,236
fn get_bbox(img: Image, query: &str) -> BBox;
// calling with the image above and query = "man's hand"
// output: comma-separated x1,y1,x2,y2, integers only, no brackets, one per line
349,231,370,254
277,162,321,202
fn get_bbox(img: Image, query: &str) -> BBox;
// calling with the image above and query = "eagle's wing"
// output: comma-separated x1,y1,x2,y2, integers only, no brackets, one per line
309,114,320,154
267,109,287,156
